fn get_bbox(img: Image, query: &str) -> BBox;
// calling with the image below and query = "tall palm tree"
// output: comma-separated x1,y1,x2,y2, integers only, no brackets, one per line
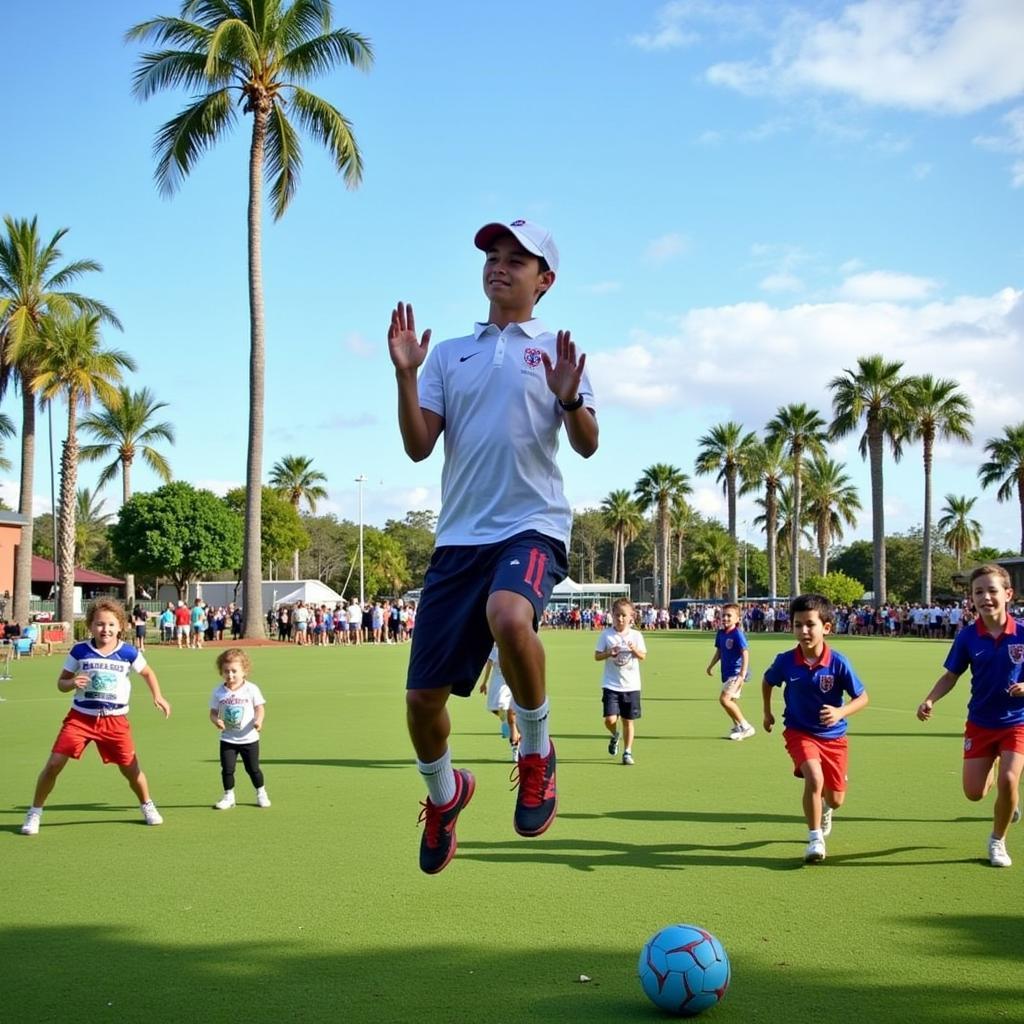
754,484,813,574
269,453,328,579
600,488,643,584
128,1,373,637
0,215,121,624
75,487,114,567
803,454,862,576
694,421,757,601
978,423,1024,554
79,385,175,604
682,526,735,599
937,494,982,570
739,436,788,599
635,464,691,608
670,495,697,573
765,403,828,597
31,314,134,624
904,375,973,602
828,355,913,606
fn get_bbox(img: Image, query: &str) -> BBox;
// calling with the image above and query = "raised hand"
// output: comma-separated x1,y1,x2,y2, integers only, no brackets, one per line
541,329,586,404
388,302,432,371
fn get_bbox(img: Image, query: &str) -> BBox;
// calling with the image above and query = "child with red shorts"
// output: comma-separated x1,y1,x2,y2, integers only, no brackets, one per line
762,593,869,864
917,563,1024,868
20,598,171,835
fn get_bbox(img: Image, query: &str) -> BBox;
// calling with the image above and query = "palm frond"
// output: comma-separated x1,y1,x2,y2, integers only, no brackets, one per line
288,86,363,188
207,17,261,70
153,89,237,196
132,49,236,99
281,27,373,78
278,0,335,50
125,15,214,50
265,102,303,219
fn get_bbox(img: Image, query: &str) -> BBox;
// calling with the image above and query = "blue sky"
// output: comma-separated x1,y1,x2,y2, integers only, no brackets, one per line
3,1,1023,553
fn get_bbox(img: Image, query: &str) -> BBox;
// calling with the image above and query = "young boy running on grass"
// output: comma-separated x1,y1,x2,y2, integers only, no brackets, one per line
595,597,647,764
478,643,520,761
388,218,598,874
762,594,869,864
917,564,1024,868
706,602,754,740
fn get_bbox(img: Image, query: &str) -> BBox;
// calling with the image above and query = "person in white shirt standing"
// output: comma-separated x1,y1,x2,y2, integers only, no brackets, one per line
595,598,648,765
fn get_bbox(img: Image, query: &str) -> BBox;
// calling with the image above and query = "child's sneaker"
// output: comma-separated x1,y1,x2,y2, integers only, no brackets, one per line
989,835,1012,868
622,751,634,766
608,732,619,756
804,837,826,863
726,723,743,739
513,742,557,837
214,791,236,810
256,788,271,808
821,805,833,837
20,809,41,835
140,801,163,826
418,768,475,875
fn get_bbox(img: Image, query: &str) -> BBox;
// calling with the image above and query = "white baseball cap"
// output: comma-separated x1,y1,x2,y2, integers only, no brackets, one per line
474,219,559,273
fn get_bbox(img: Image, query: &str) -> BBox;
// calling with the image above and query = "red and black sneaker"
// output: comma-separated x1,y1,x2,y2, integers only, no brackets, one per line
418,768,475,874
512,740,557,837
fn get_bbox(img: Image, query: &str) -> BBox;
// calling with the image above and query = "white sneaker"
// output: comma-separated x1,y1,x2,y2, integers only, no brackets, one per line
20,809,41,835
726,724,743,740
821,806,833,837
730,723,756,741
989,835,1012,868
214,791,236,810
140,801,163,826
256,788,271,808
804,837,826,863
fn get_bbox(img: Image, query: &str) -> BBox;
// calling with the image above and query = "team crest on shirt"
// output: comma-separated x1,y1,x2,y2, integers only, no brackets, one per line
725,638,734,649
523,347,543,368
818,674,835,693
1009,644,1024,665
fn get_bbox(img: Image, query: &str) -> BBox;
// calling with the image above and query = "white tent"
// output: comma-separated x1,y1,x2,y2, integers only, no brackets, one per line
188,579,345,609
549,577,630,606
271,580,345,607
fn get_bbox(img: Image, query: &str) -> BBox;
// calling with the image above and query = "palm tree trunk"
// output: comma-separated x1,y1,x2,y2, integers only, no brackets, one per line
659,502,670,608
293,548,300,581
766,486,778,600
1018,474,1024,556
123,457,135,606
727,469,738,602
242,106,269,638
817,516,828,576
57,400,78,626
921,434,933,603
790,445,803,598
13,387,36,624
868,420,887,604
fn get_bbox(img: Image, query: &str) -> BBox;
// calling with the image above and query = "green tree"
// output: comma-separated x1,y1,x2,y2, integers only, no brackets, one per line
75,487,114,567
269,454,328,580
937,494,982,570
905,375,973,602
32,314,134,624
828,354,913,606
111,482,243,599
301,513,355,589
128,1,373,637
0,215,121,624
978,423,1024,555
802,571,866,607
694,421,757,601
225,486,308,574
383,511,436,590
635,464,692,607
569,508,610,583
79,385,175,605
766,403,827,597
739,436,788,599
680,524,735,599
601,489,643,584
803,454,861,576
362,528,409,599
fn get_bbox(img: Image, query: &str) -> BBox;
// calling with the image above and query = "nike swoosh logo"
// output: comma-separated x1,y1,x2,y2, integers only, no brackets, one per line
459,352,481,362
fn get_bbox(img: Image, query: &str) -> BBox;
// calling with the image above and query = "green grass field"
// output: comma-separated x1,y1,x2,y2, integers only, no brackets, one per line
2,631,1020,1023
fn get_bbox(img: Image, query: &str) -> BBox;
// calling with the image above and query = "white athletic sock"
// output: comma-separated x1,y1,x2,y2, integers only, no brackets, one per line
513,699,550,758
417,749,456,807
808,829,823,841
29,805,42,815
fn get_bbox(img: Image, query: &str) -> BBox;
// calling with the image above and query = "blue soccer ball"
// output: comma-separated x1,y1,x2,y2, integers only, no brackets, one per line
638,923,731,1016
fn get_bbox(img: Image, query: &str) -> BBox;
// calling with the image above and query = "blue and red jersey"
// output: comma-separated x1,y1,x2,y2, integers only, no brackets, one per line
714,626,748,681
943,616,1024,728
763,643,866,738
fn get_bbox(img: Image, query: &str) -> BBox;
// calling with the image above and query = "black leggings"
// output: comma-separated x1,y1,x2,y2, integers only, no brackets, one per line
220,740,264,790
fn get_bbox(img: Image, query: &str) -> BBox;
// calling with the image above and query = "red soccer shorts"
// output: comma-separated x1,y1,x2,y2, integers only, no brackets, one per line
963,720,1024,760
52,709,137,766
783,728,849,793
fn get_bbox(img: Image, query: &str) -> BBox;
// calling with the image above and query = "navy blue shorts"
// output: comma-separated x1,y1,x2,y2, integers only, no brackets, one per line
407,530,567,698
602,688,642,720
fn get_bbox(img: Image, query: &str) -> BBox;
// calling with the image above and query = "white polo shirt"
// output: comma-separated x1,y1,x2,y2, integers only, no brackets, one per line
418,319,595,548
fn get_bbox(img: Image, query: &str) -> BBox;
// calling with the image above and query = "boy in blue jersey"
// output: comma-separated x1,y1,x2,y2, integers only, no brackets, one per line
762,594,869,864
917,564,1024,868
706,603,754,740
388,218,599,874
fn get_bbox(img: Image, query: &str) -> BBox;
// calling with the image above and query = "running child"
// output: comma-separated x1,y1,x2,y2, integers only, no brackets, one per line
388,217,598,874
917,564,1024,868
209,648,271,810
706,602,754,740
478,643,520,761
595,597,647,764
762,593,869,864
20,598,170,835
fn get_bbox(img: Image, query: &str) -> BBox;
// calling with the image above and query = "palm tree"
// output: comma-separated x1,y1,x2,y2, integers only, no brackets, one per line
635,464,691,608
765,403,828,597
79,386,175,605
601,489,643,584
739,437,788,599
978,423,1024,554
0,413,15,471
937,494,982,570
803,455,862,575
682,526,735,599
75,487,114,567
670,495,697,573
128,1,373,637
0,215,121,624
754,484,813,573
828,355,913,606
904,375,973,602
31,314,134,624
269,454,328,579
694,421,757,601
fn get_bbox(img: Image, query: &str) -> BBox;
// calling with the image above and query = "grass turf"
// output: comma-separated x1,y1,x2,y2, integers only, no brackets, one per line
2,631,1020,1023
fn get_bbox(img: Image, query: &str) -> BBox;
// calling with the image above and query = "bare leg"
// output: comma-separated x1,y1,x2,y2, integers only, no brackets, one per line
604,714,619,737
800,760,826,831
719,691,744,726
992,750,1024,840
622,718,636,750
486,591,544,709
118,757,151,804
31,753,70,807
406,686,452,763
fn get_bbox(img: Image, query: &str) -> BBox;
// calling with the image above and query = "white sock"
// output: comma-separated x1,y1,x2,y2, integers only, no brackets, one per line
417,749,456,806
513,699,550,758
29,805,42,815
808,829,823,841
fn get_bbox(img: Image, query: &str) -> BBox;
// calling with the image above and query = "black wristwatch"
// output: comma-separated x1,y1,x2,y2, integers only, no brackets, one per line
558,394,585,412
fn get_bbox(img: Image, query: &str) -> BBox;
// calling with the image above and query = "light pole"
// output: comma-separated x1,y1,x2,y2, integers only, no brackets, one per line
48,401,59,617
355,475,367,606
742,519,748,599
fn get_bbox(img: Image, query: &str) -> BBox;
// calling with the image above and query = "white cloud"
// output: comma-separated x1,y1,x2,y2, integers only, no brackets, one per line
644,232,690,265
973,105,1024,186
194,478,240,497
631,1,765,50
838,270,939,301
